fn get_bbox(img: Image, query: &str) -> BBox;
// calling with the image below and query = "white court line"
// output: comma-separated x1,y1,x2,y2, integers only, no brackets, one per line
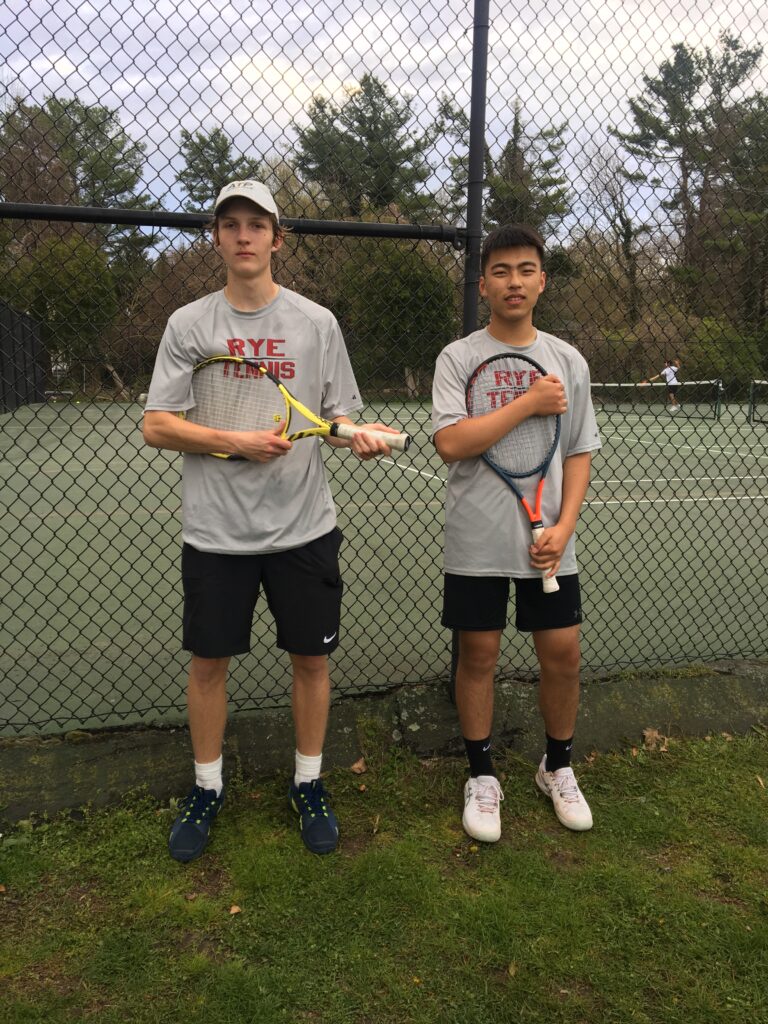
380,459,768,492
380,457,446,483
593,474,768,487
587,493,768,508
604,432,768,461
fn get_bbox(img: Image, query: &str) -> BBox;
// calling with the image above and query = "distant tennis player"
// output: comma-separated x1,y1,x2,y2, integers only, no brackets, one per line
642,357,682,412
143,179,400,862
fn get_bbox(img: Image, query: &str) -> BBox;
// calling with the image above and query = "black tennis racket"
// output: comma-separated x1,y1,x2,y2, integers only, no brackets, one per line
466,351,561,593
185,356,411,458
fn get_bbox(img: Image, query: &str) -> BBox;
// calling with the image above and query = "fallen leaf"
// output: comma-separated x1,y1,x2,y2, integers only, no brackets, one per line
372,814,380,835
350,757,367,775
358,783,367,792
642,728,669,752
508,962,517,977
0,884,6,894
185,893,197,902
721,732,733,741
229,905,241,915
631,747,639,758
757,776,765,789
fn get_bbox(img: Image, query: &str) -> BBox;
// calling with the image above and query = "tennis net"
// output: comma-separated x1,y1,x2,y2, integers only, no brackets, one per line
591,380,723,420
748,380,768,425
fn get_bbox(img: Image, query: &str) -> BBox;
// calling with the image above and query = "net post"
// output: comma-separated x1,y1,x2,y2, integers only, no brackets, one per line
748,380,768,425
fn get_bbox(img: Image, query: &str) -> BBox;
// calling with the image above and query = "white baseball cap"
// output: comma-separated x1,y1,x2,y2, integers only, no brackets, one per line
213,180,279,220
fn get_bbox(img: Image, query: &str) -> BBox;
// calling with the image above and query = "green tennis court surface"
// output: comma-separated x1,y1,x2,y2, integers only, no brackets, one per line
1,397,766,736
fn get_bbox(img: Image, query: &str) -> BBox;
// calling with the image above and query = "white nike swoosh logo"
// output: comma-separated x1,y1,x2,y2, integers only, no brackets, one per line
482,744,491,752
323,633,337,643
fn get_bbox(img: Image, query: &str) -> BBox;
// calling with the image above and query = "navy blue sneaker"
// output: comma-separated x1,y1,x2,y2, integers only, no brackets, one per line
168,785,225,863
289,779,339,854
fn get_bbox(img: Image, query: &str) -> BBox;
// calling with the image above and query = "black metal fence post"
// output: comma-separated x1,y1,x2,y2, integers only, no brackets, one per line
462,0,490,337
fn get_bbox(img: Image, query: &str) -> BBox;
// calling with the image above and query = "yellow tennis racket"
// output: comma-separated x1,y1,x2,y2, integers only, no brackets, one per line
184,356,411,458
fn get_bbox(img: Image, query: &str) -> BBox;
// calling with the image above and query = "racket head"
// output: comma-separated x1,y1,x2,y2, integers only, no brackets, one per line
186,357,289,435
466,352,560,478
185,355,412,456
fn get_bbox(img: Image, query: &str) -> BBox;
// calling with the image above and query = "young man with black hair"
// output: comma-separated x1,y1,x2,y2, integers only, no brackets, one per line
432,224,601,842
143,180,400,861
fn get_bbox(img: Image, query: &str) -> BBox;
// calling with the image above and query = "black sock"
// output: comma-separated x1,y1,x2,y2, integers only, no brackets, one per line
464,736,495,778
545,734,573,773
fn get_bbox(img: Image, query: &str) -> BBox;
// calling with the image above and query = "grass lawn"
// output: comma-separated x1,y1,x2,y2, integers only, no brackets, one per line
1,727,766,1023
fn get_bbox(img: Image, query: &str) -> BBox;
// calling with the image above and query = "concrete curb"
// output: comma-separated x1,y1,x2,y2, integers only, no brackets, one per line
1,659,766,822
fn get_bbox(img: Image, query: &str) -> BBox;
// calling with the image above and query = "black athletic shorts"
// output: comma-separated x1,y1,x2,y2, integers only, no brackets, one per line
442,572,583,633
667,385,679,395
182,528,344,658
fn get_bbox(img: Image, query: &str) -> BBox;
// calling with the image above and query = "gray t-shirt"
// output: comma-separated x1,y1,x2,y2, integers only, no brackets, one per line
432,329,601,578
145,287,363,554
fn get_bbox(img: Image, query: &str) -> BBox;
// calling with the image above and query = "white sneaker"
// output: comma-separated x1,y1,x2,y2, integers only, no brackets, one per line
462,775,504,842
535,757,593,831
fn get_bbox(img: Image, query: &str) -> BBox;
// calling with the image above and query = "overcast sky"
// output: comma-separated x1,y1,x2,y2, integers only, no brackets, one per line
2,0,767,215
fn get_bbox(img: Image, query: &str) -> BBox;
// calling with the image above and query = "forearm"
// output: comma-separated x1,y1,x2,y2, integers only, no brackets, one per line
434,394,537,463
143,411,237,454
435,374,567,463
142,411,287,460
557,452,592,534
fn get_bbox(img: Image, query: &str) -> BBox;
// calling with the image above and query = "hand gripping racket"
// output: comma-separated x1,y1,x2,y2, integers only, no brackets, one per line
185,356,411,458
466,352,561,593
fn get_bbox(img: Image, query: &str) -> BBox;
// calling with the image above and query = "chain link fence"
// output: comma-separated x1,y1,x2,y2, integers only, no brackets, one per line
1,0,767,736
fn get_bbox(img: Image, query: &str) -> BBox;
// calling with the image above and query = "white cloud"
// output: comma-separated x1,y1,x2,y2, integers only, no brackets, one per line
218,53,355,118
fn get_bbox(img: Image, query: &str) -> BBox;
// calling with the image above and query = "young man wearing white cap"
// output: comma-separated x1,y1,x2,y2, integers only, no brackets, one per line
143,181,399,861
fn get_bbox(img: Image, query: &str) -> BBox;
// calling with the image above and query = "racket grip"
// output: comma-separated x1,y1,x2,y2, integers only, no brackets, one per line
333,423,411,452
531,525,560,594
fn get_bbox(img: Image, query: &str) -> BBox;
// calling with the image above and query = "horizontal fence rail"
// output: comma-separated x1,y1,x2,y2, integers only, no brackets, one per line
0,202,466,246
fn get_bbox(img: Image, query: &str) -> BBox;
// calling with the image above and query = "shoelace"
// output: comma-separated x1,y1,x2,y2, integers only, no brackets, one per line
181,786,220,822
551,770,581,804
472,779,504,813
297,782,330,818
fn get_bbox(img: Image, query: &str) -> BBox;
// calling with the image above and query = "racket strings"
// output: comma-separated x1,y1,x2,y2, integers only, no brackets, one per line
188,365,286,432
489,417,555,475
469,363,557,475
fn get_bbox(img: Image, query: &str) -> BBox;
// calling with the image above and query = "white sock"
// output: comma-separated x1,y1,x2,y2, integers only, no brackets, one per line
294,750,322,787
194,755,223,796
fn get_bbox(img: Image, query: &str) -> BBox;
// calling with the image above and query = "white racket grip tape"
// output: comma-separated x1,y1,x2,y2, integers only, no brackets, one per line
531,525,560,594
333,423,411,452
